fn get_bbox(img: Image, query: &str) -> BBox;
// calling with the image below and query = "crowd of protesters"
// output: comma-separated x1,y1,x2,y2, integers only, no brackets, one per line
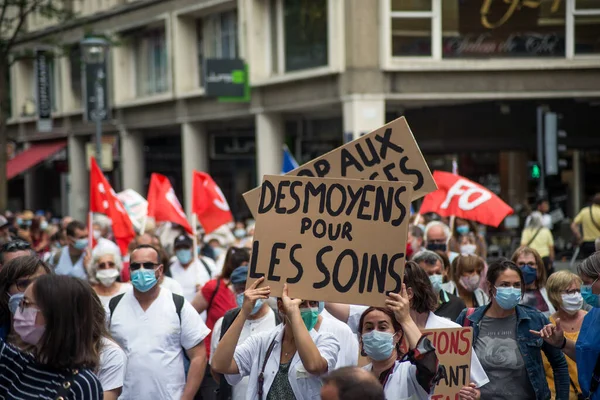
0,194,599,400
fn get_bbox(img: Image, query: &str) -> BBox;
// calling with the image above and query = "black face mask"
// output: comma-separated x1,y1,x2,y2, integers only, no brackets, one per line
426,243,447,252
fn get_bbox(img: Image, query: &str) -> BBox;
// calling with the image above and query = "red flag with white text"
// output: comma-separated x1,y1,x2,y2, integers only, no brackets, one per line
192,171,233,234
147,173,192,234
419,171,513,227
89,158,135,254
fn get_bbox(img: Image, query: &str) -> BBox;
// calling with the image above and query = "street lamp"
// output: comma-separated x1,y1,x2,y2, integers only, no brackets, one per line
81,37,110,168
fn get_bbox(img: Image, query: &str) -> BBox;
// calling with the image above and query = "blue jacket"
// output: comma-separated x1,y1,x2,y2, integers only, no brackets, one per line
456,304,569,400
576,308,600,399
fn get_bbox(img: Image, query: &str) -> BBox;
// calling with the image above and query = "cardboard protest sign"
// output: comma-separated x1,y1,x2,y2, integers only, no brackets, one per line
243,117,436,218
247,175,412,307
400,327,473,400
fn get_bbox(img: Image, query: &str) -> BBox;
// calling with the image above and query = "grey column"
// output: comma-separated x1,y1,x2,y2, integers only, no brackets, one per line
182,122,209,216
256,112,284,183
67,134,88,222
120,128,145,195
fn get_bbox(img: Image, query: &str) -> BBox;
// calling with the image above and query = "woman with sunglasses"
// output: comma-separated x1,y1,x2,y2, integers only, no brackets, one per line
88,243,131,306
212,279,339,400
456,260,569,400
0,255,52,351
0,274,102,399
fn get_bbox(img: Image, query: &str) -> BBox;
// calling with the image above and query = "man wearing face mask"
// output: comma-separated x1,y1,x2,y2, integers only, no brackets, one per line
412,250,467,321
51,220,90,279
424,221,460,263
170,235,215,303
109,244,210,400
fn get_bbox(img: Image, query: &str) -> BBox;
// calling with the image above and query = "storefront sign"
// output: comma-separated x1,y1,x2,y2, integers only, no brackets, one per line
248,175,412,306
444,33,564,57
83,59,110,122
480,0,563,29
205,59,250,101
35,49,52,132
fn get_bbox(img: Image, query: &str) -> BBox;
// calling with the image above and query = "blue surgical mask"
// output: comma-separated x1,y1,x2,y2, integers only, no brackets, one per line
8,293,25,315
40,221,48,230
233,229,246,239
235,292,263,315
73,238,88,250
456,225,470,236
495,287,522,310
429,274,444,293
582,283,599,308
300,307,319,331
175,249,193,265
318,301,324,314
131,269,158,292
212,247,224,259
520,266,538,285
362,330,396,361
16,218,23,226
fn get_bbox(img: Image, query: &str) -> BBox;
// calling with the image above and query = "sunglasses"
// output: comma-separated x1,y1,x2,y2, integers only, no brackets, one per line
130,262,159,271
98,261,116,269
1,241,31,252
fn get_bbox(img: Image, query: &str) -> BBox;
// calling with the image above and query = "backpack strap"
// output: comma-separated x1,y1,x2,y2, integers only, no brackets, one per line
220,308,242,340
172,293,184,324
108,293,126,321
199,257,213,278
207,279,221,311
462,308,476,327
526,227,543,247
590,206,600,232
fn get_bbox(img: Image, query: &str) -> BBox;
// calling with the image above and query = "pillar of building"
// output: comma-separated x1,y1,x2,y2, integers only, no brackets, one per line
120,129,145,195
23,143,37,211
255,112,284,182
181,122,209,216
342,97,385,142
67,134,88,222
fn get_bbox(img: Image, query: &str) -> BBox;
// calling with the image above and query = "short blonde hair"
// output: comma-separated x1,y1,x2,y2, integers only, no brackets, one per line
546,270,583,310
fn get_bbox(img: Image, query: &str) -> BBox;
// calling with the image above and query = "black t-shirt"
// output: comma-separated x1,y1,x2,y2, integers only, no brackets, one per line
435,290,466,322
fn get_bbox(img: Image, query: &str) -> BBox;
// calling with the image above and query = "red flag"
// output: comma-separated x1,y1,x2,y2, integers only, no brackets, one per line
419,171,513,227
192,171,233,234
147,173,192,234
89,158,135,254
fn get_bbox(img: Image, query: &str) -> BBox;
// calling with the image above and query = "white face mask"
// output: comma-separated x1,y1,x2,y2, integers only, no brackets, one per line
460,244,477,255
96,268,119,287
561,292,583,314
93,230,102,240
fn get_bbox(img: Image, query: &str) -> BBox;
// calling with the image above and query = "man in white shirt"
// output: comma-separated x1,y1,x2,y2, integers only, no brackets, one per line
109,244,210,400
52,220,89,279
170,235,214,302
318,308,358,368
209,266,279,400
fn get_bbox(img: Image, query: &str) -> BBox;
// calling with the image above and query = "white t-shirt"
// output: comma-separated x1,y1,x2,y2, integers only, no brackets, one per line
210,309,278,400
363,361,430,400
160,276,184,296
425,312,490,388
170,259,215,302
109,288,210,400
98,337,127,392
97,283,132,307
318,312,358,368
225,324,339,400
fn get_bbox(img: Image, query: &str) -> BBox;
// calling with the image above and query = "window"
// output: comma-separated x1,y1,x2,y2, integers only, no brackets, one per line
134,28,168,96
271,0,329,73
197,10,238,86
69,45,83,108
385,0,600,61
48,57,59,112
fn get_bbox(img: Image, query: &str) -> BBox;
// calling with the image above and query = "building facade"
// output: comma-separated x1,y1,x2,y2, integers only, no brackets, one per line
6,0,600,227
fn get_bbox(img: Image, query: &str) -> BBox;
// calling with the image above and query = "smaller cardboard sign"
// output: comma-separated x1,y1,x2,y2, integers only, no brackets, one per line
247,175,412,307
400,327,473,399
243,117,436,218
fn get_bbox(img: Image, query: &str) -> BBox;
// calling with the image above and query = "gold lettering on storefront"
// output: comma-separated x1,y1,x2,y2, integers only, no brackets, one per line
480,0,562,29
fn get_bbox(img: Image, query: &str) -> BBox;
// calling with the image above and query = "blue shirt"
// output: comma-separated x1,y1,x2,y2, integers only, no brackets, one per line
577,308,600,399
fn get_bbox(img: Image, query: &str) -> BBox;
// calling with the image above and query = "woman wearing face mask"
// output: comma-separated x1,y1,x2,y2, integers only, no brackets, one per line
358,298,440,400
534,253,600,400
541,271,586,400
456,260,569,400
191,247,245,398
0,274,102,399
448,218,487,258
442,254,489,308
212,279,340,400
521,211,555,276
511,246,555,317
88,244,131,306
0,255,52,351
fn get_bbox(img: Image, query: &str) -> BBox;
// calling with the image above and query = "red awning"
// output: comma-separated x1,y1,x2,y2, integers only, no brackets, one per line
7,141,67,180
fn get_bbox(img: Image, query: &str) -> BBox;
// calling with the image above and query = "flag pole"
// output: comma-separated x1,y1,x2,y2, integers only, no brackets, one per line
450,156,458,232
192,213,198,260
140,214,148,235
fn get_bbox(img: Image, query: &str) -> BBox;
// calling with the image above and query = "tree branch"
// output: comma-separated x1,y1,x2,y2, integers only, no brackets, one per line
6,0,44,51
0,0,10,36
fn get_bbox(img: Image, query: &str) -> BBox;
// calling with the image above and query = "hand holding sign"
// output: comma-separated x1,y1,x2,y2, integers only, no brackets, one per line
385,284,411,325
458,382,479,400
282,283,302,317
241,277,271,317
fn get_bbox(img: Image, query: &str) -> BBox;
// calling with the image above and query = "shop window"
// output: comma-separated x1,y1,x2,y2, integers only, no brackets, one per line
385,0,600,61
134,28,168,96
270,0,329,73
196,10,238,86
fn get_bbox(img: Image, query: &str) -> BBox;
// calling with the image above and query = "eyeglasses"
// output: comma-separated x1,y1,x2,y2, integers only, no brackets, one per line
18,297,39,314
1,241,31,252
130,262,159,271
563,288,581,295
15,277,38,292
98,261,116,269
517,262,536,268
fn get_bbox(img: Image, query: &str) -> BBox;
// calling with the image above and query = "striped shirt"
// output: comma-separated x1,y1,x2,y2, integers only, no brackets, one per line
0,339,103,399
